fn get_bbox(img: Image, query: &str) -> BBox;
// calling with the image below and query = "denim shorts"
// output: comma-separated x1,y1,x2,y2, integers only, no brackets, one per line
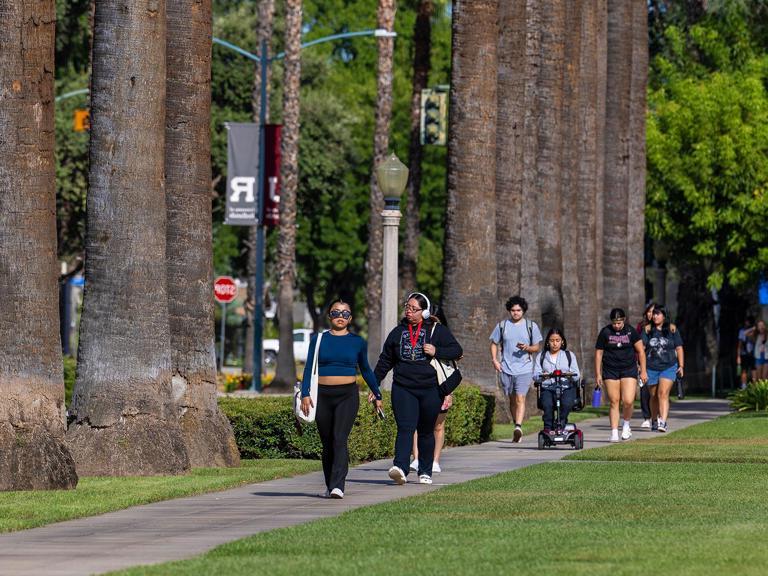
647,364,678,386
499,372,533,396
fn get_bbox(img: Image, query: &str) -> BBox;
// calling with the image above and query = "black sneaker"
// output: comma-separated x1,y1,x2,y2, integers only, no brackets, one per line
651,419,658,432
513,426,523,443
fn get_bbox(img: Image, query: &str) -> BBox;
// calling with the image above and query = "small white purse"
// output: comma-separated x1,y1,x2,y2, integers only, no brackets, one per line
294,330,325,423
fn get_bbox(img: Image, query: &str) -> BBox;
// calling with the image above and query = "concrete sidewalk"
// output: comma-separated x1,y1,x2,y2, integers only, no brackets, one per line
0,399,729,576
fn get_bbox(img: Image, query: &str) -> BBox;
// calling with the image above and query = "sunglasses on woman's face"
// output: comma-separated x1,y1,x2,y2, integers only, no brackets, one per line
329,310,352,320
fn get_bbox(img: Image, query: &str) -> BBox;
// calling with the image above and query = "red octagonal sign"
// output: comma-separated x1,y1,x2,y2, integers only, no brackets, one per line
214,276,237,304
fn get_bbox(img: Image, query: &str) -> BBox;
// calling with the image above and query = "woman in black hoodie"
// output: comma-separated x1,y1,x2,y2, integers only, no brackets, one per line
375,292,463,485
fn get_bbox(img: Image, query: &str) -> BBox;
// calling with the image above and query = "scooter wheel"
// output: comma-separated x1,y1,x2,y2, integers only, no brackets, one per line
537,433,546,450
573,431,583,450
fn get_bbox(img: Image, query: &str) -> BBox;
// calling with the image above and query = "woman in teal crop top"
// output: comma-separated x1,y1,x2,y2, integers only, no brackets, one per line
300,299,382,499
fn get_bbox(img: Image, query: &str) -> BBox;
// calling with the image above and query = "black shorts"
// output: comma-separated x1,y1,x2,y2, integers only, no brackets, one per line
741,355,755,371
602,366,638,381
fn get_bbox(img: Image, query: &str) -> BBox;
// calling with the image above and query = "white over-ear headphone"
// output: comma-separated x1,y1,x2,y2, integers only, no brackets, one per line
407,292,431,320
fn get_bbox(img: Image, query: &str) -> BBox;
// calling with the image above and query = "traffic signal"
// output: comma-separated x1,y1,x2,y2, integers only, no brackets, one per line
73,109,90,132
420,89,447,146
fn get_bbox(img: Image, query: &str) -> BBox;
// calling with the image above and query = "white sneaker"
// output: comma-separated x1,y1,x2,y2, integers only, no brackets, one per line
330,488,344,499
657,419,668,432
418,474,433,485
610,429,619,443
432,461,441,473
621,424,632,440
513,426,523,443
409,459,419,471
388,465,407,485
641,419,651,429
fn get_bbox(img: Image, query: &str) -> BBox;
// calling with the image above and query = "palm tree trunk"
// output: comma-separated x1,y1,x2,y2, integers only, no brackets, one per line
627,0,648,321
496,0,528,302
602,0,633,318
244,0,275,376
575,0,607,379
273,0,303,390
67,0,189,476
0,0,78,491
443,0,499,389
401,0,433,295
532,0,566,330
166,0,240,467
365,0,396,362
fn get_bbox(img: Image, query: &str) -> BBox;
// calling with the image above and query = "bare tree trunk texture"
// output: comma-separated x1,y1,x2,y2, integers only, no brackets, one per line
273,0,303,390
0,0,78,490
602,0,636,318
496,0,528,302
575,0,607,380
244,0,275,375
67,0,190,476
365,0,396,362
532,0,565,331
401,0,433,295
627,0,648,322
443,0,499,389
166,0,240,467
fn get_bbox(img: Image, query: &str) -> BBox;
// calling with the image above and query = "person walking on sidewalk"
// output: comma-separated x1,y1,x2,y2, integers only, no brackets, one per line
375,292,463,486
300,300,382,499
490,296,543,442
595,308,648,442
642,305,684,433
736,315,756,389
636,302,656,429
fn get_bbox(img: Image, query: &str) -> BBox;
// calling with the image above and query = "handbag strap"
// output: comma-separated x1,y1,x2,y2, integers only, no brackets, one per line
311,331,326,378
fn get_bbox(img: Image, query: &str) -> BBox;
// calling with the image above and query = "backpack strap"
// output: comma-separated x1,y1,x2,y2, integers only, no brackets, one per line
527,319,533,345
565,350,572,369
499,320,506,355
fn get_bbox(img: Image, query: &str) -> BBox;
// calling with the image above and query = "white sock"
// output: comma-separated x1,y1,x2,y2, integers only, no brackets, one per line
622,420,630,429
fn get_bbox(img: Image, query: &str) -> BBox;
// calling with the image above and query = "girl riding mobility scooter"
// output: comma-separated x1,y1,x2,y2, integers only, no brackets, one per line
533,329,586,450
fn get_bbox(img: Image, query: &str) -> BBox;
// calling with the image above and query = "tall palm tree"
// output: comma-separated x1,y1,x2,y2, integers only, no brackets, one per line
67,0,189,476
243,0,275,376
166,0,240,466
401,0,433,295
0,0,78,491
495,0,528,302
574,0,607,373
603,0,647,321
365,0,396,362
273,0,303,389
442,0,499,389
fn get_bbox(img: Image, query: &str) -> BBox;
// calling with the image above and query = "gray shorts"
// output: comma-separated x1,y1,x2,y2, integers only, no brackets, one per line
499,372,533,396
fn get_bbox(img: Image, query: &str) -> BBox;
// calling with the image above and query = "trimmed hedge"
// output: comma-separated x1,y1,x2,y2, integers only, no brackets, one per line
218,385,495,461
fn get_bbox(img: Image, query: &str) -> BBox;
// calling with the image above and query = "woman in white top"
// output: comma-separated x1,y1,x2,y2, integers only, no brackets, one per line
533,328,581,432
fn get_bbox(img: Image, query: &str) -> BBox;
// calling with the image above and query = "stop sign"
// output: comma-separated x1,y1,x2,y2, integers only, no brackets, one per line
214,276,237,304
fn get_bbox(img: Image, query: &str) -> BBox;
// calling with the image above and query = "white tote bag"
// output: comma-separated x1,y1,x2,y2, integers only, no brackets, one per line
429,324,458,385
294,330,325,423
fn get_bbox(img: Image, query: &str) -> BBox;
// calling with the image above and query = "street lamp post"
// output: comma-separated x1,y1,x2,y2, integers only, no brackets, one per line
376,153,409,389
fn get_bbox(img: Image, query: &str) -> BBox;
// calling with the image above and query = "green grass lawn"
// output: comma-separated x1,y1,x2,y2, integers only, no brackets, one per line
0,459,321,533
111,412,768,576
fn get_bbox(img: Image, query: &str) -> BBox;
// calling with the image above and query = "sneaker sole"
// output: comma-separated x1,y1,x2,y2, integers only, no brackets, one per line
330,493,344,499
388,467,406,485
513,428,523,443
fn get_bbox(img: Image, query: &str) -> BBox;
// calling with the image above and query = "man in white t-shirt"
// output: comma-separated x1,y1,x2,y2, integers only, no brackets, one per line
489,296,543,442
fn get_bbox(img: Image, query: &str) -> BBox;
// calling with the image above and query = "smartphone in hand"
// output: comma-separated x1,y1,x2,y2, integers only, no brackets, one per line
375,406,386,420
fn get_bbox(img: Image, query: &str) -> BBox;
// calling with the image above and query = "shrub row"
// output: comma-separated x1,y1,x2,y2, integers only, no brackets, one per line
218,385,495,461
730,379,768,412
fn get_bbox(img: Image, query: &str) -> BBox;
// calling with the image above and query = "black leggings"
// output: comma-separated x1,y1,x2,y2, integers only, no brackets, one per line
391,383,442,477
540,387,577,430
315,384,359,492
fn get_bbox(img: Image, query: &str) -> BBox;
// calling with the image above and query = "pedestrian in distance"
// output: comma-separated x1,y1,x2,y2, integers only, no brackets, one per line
636,302,656,428
489,296,543,442
533,328,581,433
736,315,756,389
641,305,683,433
753,320,768,381
375,292,463,486
595,308,648,442
300,300,382,499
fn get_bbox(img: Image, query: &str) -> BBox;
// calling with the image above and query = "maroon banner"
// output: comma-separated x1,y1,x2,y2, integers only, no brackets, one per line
263,124,282,227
